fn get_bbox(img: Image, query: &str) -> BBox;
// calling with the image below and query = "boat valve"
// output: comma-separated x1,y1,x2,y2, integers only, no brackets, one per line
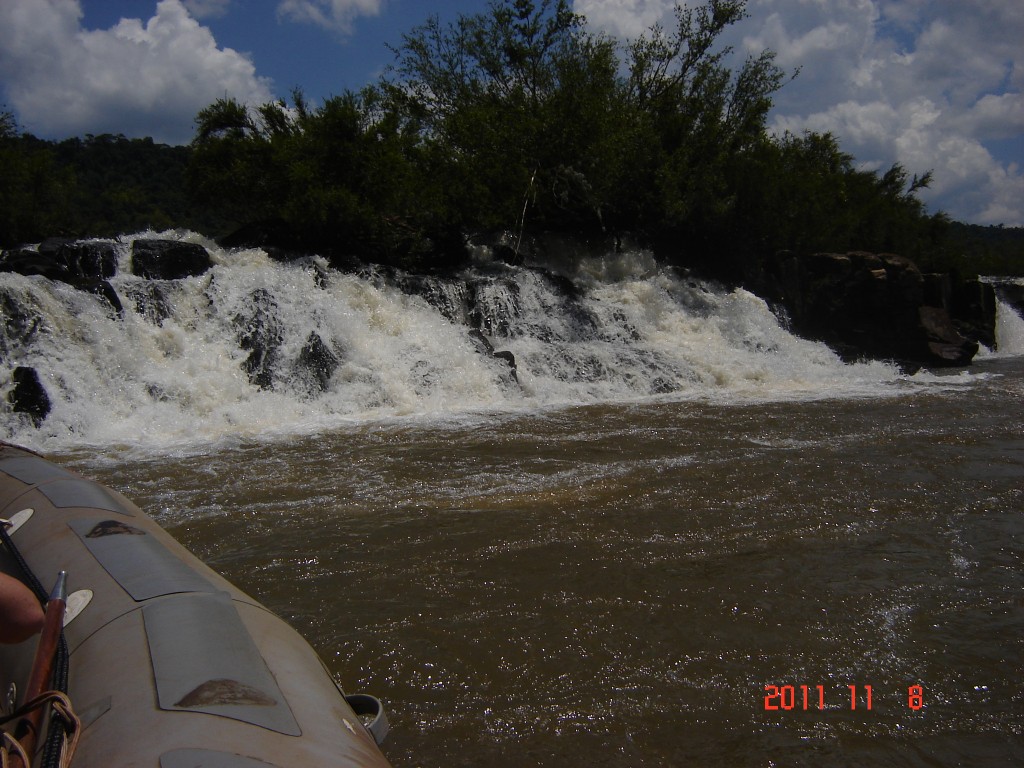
344,693,389,746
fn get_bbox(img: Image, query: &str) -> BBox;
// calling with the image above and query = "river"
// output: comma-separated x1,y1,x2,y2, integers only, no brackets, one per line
4,234,1024,765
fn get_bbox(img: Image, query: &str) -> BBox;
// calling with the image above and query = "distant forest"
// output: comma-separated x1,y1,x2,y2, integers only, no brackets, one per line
2,0,1023,278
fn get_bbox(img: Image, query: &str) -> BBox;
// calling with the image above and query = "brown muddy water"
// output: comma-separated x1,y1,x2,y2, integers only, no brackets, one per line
62,357,1024,767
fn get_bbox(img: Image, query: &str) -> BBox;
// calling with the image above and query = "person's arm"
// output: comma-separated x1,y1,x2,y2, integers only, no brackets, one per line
0,572,44,644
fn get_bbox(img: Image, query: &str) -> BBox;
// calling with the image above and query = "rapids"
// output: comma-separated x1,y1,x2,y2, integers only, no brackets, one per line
0,231,956,452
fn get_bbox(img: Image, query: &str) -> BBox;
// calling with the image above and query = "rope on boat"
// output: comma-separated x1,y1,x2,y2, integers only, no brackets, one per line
0,692,81,768
0,523,73,768
0,731,29,768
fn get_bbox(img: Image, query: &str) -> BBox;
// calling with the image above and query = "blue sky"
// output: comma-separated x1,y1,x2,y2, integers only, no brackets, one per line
1,0,1021,226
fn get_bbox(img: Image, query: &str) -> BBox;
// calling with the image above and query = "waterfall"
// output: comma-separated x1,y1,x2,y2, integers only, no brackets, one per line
2,232,914,451
994,283,1024,357
974,278,1024,359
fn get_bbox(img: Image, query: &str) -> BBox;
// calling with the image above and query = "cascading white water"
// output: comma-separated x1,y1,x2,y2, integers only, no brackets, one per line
993,280,1024,356
0,231,979,452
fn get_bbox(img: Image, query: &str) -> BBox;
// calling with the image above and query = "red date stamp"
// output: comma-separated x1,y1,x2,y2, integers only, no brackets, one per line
764,684,924,711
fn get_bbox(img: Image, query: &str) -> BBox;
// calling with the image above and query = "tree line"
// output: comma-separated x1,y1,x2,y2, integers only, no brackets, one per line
3,0,1022,278
0,124,225,244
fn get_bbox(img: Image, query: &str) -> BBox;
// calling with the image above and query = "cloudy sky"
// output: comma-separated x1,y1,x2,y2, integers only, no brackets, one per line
1,0,1020,226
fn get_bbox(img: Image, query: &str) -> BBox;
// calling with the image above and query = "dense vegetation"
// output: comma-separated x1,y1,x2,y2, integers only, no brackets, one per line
3,0,1023,277
0,123,219,242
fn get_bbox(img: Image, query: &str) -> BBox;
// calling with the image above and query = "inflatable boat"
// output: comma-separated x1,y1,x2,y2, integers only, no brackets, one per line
0,442,393,767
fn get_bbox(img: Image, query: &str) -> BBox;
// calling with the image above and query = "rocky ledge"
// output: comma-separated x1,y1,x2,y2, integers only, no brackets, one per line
1,235,1009,426
758,250,995,369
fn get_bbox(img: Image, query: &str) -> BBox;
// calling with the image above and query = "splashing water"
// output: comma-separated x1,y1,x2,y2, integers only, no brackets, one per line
994,283,1024,356
0,231,983,452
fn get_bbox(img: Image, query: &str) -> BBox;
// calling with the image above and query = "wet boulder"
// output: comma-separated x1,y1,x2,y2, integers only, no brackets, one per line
131,239,212,280
396,274,470,324
8,366,51,426
493,350,519,384
233,289,283,389
0,248,70,282
1,244,124,318
946,277,995,349
0,290,42,357
56,241,118,281
468,330,519,384
123,282,175,325
1,239,116,281
763,251,982,367
919,306,979,365
81,280,124,317
294,332,340,394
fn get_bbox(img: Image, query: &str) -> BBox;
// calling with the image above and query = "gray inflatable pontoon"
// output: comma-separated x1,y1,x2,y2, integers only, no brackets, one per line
0,443,393,767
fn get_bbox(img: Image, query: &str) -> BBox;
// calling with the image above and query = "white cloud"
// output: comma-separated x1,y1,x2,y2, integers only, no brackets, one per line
276,0,384,35
955,93,1024,142
572,0,675,40
752,0,1024,225
0,0,273,144
575,0,1023,225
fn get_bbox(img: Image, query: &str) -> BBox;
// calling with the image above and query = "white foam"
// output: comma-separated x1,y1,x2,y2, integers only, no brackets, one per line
0,233,988,451
994,295,1024,357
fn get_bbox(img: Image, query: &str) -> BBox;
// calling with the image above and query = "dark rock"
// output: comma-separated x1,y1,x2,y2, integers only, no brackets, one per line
493,350,519,384
58,241,118,280
761,250,981,367
922,273,952,310
124,282,175,325
993,280,1024,319
0,289,42,355
131,239,211,280
295,332,339,394
919,306,978,365
80,279,124,317
8,366,51,425
468,329,495,355
233,288,282,389
533,267,584,300
36,237,74,258
396,274,470,324
1,243,124,318
951,278,997,349
468,329,520,385
0,248,71,282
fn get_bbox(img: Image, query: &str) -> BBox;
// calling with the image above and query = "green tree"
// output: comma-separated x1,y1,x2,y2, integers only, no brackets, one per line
721,130,947,279
379,0,603,231
0,110,71,246
189,89,459,264
626,1,786,256
189,97,277,224
185,0,955,279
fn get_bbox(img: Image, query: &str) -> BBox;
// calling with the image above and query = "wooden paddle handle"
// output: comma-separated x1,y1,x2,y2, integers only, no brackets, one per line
11,571,67,768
